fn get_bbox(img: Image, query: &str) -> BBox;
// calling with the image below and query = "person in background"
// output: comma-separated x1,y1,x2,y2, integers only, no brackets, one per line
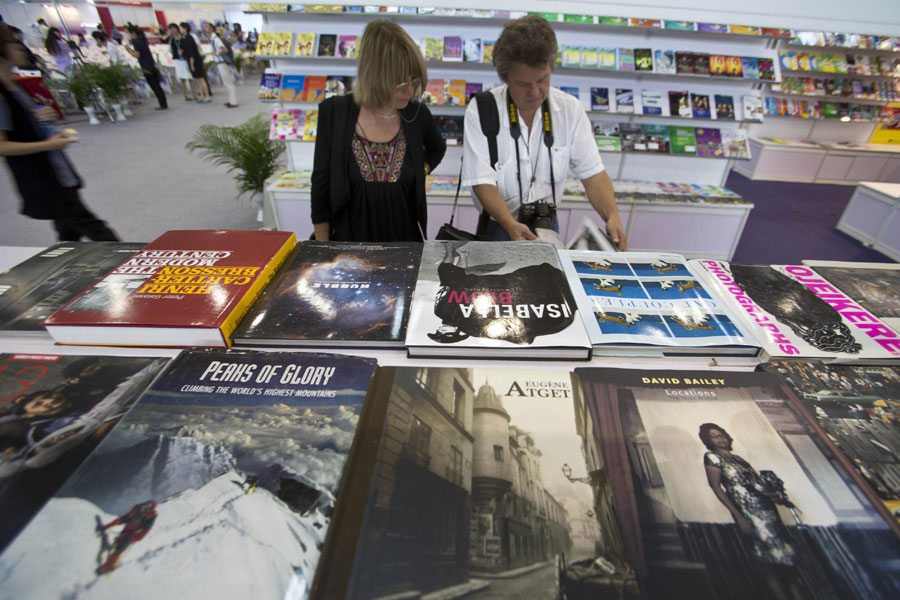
0,24,119,241
232,23,244,46
204,21,236,108
44,27,72,73
461,15,627,248
109,26,122,45
76,33,89,48
125,25,167,110
36,19,49,42
167,23,195,102
247,28,258,50
179,22,210,103
92,31,124,65
311,19,445,242
8,27,45,72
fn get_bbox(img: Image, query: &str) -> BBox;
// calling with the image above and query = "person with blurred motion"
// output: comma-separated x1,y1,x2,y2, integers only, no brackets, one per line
204,22,236,108
125,25,167,110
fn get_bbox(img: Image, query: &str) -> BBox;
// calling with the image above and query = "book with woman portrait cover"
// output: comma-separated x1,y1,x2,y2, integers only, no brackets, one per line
0,242,145,336
0,353,169,552
574,366,900,600
0,348,379,599
689,261,900,363
233,242,421,348
559,251,759,356
405,241,591,359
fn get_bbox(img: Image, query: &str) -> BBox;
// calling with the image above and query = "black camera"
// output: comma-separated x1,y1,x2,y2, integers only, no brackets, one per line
519,199,556,230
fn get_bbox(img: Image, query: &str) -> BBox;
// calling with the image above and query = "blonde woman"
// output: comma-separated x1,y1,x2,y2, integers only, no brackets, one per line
311,19,445,242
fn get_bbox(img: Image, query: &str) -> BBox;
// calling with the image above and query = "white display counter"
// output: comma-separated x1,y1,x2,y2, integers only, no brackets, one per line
836,182,900,261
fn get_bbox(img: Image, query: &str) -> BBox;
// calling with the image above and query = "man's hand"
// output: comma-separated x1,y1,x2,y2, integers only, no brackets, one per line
506,221,538,241
605,214,628,251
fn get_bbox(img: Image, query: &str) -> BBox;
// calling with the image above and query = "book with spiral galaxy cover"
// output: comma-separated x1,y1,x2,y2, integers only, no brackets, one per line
233,242,422,348
559,251,759,356
574,365,900,600
690,260,900,362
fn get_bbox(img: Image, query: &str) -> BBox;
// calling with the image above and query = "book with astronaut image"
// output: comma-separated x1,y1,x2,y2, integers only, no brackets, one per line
690,260,900,363
405,241,592,359
559,251,760,356
0,354,169,552
0,349,378,599
574,366,900,600
233,242,421,348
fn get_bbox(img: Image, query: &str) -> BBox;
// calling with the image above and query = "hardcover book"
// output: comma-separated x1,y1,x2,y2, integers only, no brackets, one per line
669,126,698,154
714,94,736,119
668,91,691,117
720,128,751,158
615,88,634,113
654,49,676,74
559,251,759,355
642,124,670,153
619,123,647,152
233,243,421,348
423,79,445,105
598,47,617,69
279,74,304,101
255,31,274,55
302,75,327,102
464,82,482,102
269,108,303,140
590,87,610,111
742,56,760,79
690,93,712,118
726,55,744,77
273,31,293,56
337,34,358,58
758,57,776,80
434,116,464,144
317,365,637,598
293,32,316,56
574,366,900,600
593,121,621,151
446,79,466,106
694,53,711,75
580,46,599,69
641,90,664,115
257,73,281,100
0,349,378,598
442,36,462,61
801,261,900,332
562,45,581,68
404,241,592,359
0,354,168,552
482,40,495,63
760,359,900,523
676,51,694,74
634,48,653,71
0,243,144,335
316,33,336,57
694,127,723,156
616,48,635,71
742,94,764,121
690,261,900,362
709,54,728,76
42,230,296,348
424,38,442,61
462,38,481,62
303,110,318,140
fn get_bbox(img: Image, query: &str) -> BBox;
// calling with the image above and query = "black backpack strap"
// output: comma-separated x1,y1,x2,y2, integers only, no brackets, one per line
473,91,500,235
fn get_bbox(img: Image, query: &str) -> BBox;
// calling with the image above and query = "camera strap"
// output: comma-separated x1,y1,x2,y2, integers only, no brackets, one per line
506,91,556,209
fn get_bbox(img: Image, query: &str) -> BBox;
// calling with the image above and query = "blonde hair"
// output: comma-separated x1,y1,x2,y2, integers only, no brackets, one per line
354,19,426,109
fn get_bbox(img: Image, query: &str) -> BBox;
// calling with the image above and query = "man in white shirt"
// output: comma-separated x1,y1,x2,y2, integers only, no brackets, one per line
461,16,627,248
204,22,237,108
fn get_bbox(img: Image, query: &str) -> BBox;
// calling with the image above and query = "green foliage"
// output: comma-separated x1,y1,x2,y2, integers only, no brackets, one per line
63,69,94,106
82,62,139,101
185,114,286,198
232,52,245,73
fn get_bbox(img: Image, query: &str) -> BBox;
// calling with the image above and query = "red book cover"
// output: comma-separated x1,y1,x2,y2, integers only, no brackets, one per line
302,75,328,102
43,230,296,348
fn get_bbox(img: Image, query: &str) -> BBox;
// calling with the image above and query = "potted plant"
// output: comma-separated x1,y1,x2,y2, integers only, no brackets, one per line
50,68,100,124
186,114,286,220
83,63,138,121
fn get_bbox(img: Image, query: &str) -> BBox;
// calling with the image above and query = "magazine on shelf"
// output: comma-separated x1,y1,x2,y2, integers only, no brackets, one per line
233,242,421,349
619,123,647,152
0,242,144,336
303,110,318,141
760,359,900,528
434,115,464,144
560,86,579,99
279,74,303,102
590,87,609,111
405,241,591,359
293,32,315,56
714,94,735,119
690,260,900,362
721,129,751,158
0,349,378,599
462,38,481,62
593,121,621,151
742,94,764,121
316,33,336,57
446,79,466,106
42,230,296,348
694,127,724,157
675,51,694,74
337,35,358,58
668,91,691,117
710,54,728,76
616,48,635,71
598,47,616,69
269,108,303,140
424,37,442,61
464,82,482,102
273,31,292,56
690,93,712,118
694,53,711,75
559,251,760,356
316,364,639,598
562,45,581,68
669,126,698,154
580,46,599,69
726,55,744,77
0,354,169,552
257,73,281,101
423,78,445,105
654,49,676,74
642,124,671,153
615,88,634,113
301,75,326,102
634,48,653,71
482,40,495,63
442,36,462,61
640,90,664,115
574,366,900,600
742,56,760,79
801,261,900,332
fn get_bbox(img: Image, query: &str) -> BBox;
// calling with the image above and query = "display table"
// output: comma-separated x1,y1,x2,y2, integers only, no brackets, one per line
836,182,900,261
266,189,754,261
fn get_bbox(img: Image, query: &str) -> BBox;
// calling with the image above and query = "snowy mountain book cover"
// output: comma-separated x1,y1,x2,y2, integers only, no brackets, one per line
0,349,377,599
233,242,422,348
405,241,591,359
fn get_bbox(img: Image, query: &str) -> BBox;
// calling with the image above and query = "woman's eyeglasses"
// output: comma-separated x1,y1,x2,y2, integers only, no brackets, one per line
394,78,422,92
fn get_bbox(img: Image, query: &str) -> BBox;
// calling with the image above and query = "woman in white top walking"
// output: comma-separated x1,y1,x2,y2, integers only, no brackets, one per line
204,22,237,108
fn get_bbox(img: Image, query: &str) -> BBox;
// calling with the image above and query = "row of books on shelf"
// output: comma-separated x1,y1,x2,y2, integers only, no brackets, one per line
559,48,775,80
589,89,762,121
3,234,898,364
4,345,900,598
778,76,900,102
594,123,750,159
764,97,900,122
270,108,318,140
779,51,900,76
791,30,900,50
